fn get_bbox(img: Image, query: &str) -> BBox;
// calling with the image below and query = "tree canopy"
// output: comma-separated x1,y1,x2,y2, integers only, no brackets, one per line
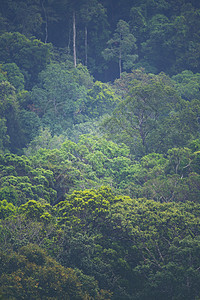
0,0,200,299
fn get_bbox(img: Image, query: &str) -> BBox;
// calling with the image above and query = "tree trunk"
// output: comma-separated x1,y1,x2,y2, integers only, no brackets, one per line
67,26,71,55
73,11,77,67
119,48,122,78
85,26,88,66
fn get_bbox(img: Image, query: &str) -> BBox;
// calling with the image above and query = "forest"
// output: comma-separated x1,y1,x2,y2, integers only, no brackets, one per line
0,0,200,299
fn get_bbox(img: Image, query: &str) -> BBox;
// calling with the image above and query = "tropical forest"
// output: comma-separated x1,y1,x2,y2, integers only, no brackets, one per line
0,0,200,299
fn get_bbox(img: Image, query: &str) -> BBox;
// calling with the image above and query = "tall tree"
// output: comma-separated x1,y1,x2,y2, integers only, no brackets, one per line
103,20,137,78
40,0,60,44
64,0,85,67
102,71,199,156
73,10,77,67
30,62,88,134
79,0,105,66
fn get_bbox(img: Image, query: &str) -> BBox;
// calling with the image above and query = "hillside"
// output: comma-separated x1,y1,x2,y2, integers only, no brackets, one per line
0,0,200,299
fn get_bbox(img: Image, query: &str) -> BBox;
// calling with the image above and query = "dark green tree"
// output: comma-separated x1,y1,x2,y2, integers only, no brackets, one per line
0,32,51,88
30,62,88,134
103,71,199,156
103,20,137,78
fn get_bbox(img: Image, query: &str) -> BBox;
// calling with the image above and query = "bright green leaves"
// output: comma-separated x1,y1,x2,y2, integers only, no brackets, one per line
19,200,53,222
0,1,200,298
0,154,56,206
28,61,119,137
24,131,200,204
0,199,17,219
84,80,119,118
56,187,114,231
25,134,134,194
0,140,200,299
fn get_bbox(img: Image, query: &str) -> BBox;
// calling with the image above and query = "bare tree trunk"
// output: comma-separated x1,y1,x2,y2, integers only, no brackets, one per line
119,48,122,78
85,26,88,66
73,11,77,67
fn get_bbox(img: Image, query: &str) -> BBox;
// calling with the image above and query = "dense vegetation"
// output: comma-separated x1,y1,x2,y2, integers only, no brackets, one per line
0,0,200,299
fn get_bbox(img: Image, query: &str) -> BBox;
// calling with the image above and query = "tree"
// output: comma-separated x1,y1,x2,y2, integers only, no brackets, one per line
40,0,61,44
30,62,88,134
102,71,199,156
79,0,106,66
59,0,85,67
0,0,43,37
172,70,200,101
170,4,200,73
0,153,57,206
0,199,17,219
1,63,25,91
141,14,174,73
129,6,147,43
103,20,137,77
0,244,98,299
55,186,114,232
0,81,25,152
84,80,119,118
0,32,51,88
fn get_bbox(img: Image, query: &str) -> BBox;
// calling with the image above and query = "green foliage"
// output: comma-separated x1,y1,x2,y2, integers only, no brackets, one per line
1,0,200,81
103,71,199,156
19,200,53,222
0,199,17,219
0,80,25,152
24,127,66,156
0,32,51,88
0,154,57,206
141,14,174,73
27,61,119,136
101,196,200,299
0,138,200,298
0,244,98,299
84,81,119,118
18,109,41,145
0,1,200,299
25,134,135,196
0,117,9,152
30,62,88,134
56,186,115,231
172,70,200,101
1,63,25,91
103,19,138,77
0,0,43,37
170,4,200,73
66,119,101,142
